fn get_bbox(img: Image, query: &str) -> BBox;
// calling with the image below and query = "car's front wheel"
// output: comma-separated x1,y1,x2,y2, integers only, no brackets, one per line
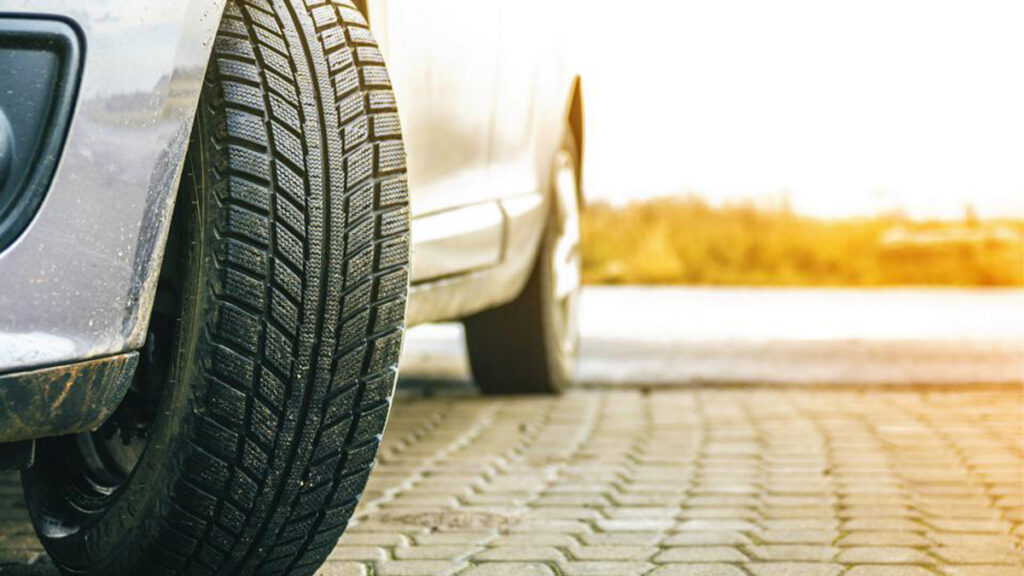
22,1,410,574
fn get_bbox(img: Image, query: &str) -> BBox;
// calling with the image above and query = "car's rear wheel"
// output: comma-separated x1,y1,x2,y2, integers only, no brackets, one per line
463,132,582,395
22,1,410,574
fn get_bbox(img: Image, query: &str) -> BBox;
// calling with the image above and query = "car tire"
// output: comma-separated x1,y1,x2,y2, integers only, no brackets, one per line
463,132,582,395
22,1,410,575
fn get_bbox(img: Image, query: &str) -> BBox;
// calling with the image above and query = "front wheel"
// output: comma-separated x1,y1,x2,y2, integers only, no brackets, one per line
463,133,582,395
23,1,410,574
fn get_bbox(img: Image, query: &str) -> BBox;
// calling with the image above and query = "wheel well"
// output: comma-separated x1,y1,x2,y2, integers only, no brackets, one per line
567,75,585,206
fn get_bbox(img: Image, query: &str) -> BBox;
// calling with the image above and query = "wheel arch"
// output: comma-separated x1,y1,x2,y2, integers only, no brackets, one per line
566,75,585,207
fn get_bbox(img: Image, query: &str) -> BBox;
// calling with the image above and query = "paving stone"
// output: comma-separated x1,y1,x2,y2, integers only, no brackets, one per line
653,546,748,563
487,534,578,547
472,546,564,562
648,565,746,576
939,567,1024,576
393,545,478,560
375,561,466,576
328,546,388,562
932,546,1021,565
662,531,750,546
316,563,369,576
745,545,838,561
412,532,496,546
757,530,840,544
557,561,654,576
836,546,935,564
845,566,934,576
568,546,655,561
838,531,929,547
596,519,675,532
460,563,555,576
746,563,844,576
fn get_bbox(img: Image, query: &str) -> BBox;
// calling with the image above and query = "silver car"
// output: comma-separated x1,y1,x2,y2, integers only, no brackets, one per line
0,1,583,573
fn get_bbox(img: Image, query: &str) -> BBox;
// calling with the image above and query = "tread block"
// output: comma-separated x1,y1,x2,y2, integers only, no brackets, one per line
338,309,369,353
366,90,395,112
345,182,373,225
377,235,409,269
218,304,261,354
222,81,265,111
354,46,384,65
227,145,271,182
270,288,300,336
343,116,368,152
378,205,408,238
227,109,270,148
371,113,401,139
361,368,397,405
333,345,366,387
264,324,294,377
337,92,364,124
342,440,377,471
345,26,375,46
196,415,241,462
271,122,305,172
217,58,261,84
272,259,303,303
368,330,402,374
372,298,404,333
377,176,407,207
220,237,267,277
321,27,347,51
223,268,267,310
333,65,360,100
215,36,257,61
351,401,389,444
345,142,373,187
206,375,248,426
226,174,272,212
240,438,270,480
336,6,367,27
341,279,371,315
274,223,305,272
375,267,408,301
211,345,256,391
256,365,286,407
323,384,357,424
376,141,406,174
310,5,337,28
360,66,390,89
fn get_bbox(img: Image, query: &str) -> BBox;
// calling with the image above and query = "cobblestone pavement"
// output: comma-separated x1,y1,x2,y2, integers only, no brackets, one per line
1,387,1021,575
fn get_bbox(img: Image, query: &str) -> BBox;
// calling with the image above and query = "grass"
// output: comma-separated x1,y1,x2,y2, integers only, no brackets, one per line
581,196,1024,287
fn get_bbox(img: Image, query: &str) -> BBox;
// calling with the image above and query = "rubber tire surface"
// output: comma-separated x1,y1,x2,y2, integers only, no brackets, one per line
23,1,410,574
463,197,577,396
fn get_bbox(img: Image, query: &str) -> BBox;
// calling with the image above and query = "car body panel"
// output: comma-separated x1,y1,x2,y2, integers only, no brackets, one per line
0,0,225,372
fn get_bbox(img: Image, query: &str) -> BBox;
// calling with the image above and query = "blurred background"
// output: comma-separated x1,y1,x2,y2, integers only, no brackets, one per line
402,0,1024,388
576,0,1023,287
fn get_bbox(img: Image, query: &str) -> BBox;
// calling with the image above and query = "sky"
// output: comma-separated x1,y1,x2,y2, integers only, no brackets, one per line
574,0,1024,219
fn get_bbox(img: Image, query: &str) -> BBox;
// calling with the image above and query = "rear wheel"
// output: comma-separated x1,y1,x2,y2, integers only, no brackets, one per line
23,1,410,574
463,133,582,395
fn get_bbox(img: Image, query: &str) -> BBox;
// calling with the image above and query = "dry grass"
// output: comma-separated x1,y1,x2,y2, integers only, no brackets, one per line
582,197,1024,287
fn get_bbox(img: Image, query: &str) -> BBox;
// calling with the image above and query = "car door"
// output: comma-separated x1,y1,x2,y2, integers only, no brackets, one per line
368,0,505,281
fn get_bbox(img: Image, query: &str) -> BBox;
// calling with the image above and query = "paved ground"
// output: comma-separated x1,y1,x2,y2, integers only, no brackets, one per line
1,287,1021,574
1,386,1021,575
403,288,1024,386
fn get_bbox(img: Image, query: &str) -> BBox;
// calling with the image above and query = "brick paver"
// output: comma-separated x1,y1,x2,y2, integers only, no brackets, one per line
0,387,1020,575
